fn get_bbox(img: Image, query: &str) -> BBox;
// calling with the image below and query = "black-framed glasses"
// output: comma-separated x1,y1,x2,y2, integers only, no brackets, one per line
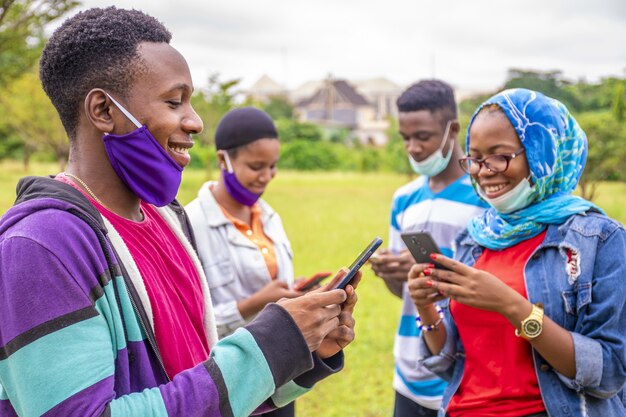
458,148,526,175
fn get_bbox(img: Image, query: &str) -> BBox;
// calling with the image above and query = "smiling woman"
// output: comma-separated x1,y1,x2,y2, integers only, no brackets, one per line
407,88,626,417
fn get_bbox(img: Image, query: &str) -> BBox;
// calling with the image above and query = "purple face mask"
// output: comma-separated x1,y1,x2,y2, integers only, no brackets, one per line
103,93,183,207
222,152,261,206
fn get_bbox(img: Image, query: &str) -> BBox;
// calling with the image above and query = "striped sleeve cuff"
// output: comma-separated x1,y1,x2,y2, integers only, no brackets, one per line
245,303,313,387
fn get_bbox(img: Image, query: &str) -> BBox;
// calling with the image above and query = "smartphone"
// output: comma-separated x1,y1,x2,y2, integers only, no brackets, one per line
294,271,332,291
400,232,450,271
333,237,384,290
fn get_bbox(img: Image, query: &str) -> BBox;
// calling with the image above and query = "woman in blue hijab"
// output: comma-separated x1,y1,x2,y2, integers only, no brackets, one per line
408,89,626,417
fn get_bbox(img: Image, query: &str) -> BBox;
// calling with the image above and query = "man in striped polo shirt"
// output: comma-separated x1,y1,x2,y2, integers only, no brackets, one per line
371,80,486,416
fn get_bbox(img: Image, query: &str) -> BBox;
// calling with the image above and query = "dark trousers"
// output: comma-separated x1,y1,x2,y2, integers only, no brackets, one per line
259,401,295,417
393,391,438,417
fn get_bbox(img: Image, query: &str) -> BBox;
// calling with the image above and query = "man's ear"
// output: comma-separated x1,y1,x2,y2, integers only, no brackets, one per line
84,89,114,133
449,119,461,138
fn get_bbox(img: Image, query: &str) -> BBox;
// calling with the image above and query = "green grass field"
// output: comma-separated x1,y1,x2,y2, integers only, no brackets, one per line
1,161,626,415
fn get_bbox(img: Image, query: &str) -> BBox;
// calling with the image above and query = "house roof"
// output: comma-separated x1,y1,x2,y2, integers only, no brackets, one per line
296,79,371,107
247,74,286,95
354,77,402,94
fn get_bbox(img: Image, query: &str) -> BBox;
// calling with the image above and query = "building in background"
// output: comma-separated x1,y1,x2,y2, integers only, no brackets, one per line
246,74,289,103
245,75,402,145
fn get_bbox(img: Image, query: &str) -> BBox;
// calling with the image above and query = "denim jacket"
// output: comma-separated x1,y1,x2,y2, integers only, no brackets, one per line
419,212,626,417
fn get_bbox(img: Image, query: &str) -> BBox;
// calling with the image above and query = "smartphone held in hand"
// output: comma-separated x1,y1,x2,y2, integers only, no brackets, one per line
333,237,384,290
401,232,450,271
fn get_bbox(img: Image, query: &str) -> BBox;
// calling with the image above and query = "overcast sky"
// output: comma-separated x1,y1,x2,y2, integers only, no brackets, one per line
70,0,626,95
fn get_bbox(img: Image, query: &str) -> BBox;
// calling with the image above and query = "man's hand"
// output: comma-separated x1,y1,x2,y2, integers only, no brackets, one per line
370,249,414,297
370,249,415,281
277,289,346,352
316,283,357,358
278,268,361,356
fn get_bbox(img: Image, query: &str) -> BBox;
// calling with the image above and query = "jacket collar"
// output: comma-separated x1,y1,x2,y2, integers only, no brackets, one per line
10,175,107,233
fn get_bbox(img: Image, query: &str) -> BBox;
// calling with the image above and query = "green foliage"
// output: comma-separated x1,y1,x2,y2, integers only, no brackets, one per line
570,77,626,112
576,111,626,200
279,140,339,170
327,127,351,143
612,82,625,122
275,119,323,143
191,74,242,148
384,116,411,175
0,68,68,168
0,0,78,88
503,69,582,111
262,96,293,120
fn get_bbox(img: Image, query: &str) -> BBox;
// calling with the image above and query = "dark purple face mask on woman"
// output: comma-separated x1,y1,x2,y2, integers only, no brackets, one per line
221,152,262,206
103,93,183,207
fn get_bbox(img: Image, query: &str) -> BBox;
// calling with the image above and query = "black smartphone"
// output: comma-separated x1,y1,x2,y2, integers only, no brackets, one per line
333,237,383,290
400,232,450,271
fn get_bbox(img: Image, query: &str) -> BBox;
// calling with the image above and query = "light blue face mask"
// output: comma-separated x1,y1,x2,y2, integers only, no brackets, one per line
408,120,453,177
477,176,535,214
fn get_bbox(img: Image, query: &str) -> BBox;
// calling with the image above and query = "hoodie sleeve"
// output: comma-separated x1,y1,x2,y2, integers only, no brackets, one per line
0,208,341,417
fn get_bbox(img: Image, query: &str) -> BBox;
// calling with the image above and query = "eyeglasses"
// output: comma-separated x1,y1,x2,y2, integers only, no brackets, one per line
458,148,526,175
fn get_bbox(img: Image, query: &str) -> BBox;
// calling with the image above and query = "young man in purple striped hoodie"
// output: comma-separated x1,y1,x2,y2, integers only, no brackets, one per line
0,7,358,417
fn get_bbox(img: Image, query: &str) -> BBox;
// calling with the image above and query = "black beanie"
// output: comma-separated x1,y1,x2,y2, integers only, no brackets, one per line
214,107,278,150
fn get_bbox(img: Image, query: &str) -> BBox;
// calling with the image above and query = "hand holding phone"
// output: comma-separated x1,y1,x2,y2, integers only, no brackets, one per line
401,232,450,271
333,237,384,290
294,271,332,292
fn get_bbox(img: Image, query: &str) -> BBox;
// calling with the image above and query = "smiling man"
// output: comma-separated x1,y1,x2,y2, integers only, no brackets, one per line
0,7,358,417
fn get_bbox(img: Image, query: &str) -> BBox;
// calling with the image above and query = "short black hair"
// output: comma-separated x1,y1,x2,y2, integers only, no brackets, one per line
396,79,457,123
40,7,172,137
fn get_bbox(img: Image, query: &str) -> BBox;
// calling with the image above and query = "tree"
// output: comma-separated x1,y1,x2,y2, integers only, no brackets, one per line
576,112,626,200
0,68,68,169
262,96,293,120
274,119,323,143
189,74,242,176
0,0,79,88
503,69,581,111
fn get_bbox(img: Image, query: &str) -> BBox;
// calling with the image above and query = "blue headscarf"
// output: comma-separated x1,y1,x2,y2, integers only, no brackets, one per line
466,88,603,250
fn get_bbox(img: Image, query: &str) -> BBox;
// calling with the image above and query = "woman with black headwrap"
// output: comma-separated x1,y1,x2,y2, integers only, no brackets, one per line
186,107,302,417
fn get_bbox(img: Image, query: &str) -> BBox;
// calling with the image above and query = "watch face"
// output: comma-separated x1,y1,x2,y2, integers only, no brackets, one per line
523,319,542,337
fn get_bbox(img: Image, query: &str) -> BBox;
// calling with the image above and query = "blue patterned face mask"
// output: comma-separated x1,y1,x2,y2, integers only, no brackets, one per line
477,176,535,214
408,120,453,177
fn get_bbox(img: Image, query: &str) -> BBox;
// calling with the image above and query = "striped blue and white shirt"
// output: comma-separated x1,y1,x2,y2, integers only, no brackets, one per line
390,174,486,409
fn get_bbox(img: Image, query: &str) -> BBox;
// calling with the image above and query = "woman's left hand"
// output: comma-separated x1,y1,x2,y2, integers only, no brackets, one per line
425,254,523,315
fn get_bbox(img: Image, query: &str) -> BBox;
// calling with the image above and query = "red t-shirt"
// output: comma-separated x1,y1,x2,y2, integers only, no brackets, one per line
57,175,210,379
447,230,547,417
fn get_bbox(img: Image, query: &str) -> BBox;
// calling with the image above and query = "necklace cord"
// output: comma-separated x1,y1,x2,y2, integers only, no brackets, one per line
64,172,105,206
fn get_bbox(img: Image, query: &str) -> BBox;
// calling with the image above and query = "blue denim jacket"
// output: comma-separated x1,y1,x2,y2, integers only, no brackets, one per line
419,212,626,417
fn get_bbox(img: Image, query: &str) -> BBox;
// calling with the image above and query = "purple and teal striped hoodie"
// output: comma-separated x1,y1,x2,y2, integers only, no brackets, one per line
0,177,342,417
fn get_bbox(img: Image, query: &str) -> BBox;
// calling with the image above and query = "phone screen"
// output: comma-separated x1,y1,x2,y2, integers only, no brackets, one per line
333,237,383,290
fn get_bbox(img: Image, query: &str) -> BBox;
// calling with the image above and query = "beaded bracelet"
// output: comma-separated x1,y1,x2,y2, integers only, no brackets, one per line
415,305,444,332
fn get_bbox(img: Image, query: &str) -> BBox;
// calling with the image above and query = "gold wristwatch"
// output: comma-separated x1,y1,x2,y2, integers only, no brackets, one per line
515,303,544,340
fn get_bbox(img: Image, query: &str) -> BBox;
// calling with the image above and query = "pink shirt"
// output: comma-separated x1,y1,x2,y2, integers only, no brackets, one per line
57,175,210,379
